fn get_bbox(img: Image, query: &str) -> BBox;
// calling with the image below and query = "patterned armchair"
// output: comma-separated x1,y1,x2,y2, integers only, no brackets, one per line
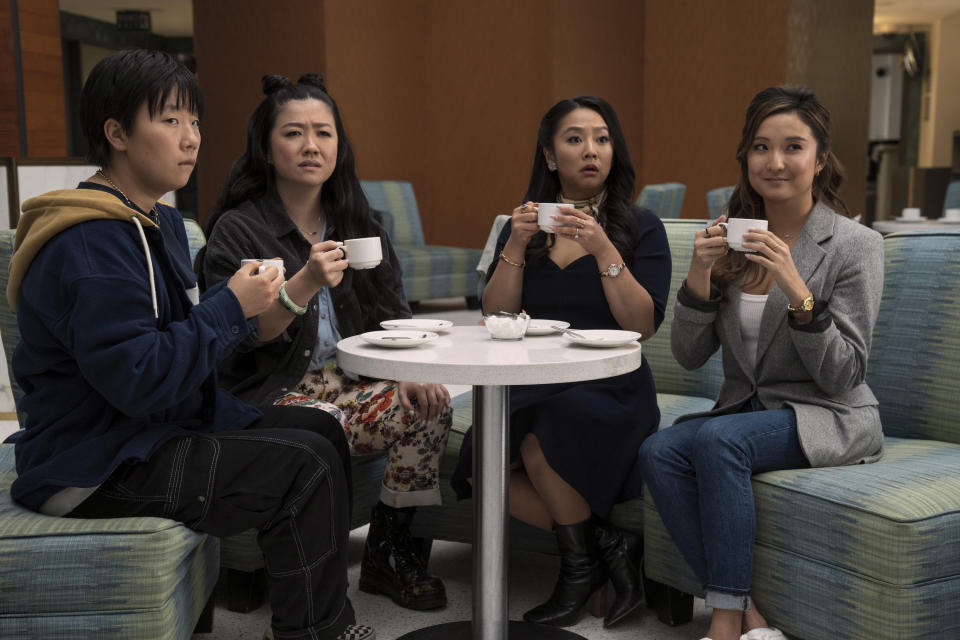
644,229,960,639
0,228,218,638
943,180,960,214
360,180,482,306
706,185,735,219
635,182,687,219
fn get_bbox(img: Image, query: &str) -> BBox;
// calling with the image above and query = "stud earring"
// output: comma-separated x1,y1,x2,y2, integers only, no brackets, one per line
547,161,557,171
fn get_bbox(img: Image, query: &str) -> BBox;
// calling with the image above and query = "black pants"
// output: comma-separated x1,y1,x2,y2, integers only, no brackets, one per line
68,405,354,640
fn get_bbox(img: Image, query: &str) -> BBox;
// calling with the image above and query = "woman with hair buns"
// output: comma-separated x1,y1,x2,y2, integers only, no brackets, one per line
639,86,884,640
198,74,453,613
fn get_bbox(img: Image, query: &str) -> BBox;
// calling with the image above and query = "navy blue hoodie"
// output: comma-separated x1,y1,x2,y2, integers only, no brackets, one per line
8,184,260,511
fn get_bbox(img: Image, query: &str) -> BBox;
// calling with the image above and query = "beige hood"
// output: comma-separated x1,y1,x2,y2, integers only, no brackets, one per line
7,189,158,310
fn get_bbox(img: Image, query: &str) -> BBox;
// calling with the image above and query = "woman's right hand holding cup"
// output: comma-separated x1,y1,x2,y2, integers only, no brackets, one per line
508,201,540,246
304,239,349,288
227,261,284,318
692,215,729,273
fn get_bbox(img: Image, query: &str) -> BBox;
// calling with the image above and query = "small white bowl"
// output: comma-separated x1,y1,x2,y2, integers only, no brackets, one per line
483,312,531,341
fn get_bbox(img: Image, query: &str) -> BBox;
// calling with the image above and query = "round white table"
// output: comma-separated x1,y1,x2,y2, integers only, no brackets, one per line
338,326,644,640
872,218,960,235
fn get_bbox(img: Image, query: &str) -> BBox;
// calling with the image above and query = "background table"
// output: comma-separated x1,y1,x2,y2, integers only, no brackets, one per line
872,218,960,234
338,326,644,640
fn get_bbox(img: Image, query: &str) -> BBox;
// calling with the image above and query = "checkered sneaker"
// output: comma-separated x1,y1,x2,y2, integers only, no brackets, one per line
264,624,375,640
337,624,376,640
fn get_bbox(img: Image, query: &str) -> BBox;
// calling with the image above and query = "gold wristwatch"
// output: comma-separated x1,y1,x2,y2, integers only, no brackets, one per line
787,294,815,313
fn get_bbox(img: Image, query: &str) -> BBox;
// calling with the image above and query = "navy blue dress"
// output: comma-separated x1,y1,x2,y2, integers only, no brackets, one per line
451,207,672,517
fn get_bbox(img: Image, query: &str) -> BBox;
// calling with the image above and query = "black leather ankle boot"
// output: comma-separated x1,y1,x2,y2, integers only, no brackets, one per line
359,502,447,610
594,518,644,627
523,518,606,627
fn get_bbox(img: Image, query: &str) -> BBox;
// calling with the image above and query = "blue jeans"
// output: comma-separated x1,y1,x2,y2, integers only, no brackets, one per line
638,397,809,610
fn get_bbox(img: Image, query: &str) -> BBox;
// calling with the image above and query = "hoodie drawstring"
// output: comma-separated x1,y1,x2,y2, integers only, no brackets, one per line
131,216,159,319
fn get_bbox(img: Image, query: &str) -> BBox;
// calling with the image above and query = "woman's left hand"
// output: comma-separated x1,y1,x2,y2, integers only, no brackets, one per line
397,381,451,421
742,228,805,292
552,205,612,255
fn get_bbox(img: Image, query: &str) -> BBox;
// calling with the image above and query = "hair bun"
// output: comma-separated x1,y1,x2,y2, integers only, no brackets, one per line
297,73,327,93
261,75,292,96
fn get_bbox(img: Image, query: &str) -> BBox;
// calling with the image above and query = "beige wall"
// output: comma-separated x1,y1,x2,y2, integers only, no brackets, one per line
786,0,874,217
192,0,326,221
193,0,875,236
642,0,788,219
322,0,645,246
922,9,960,167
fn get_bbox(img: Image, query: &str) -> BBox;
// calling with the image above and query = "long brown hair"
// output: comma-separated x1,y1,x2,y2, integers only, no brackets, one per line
714,86,848,289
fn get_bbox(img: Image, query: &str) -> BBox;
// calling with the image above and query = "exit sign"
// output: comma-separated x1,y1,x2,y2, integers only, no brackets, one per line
116,10,151,31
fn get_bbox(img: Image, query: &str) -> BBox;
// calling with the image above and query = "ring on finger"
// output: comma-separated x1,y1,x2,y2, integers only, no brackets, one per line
575,228,580,239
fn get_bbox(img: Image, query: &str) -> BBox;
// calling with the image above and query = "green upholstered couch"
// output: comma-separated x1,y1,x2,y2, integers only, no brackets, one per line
643,229,960,639
408,219,724,559
0,228,218,638
360,180,482,306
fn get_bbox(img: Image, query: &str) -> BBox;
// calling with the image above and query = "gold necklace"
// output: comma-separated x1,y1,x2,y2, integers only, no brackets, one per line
96,170,159,226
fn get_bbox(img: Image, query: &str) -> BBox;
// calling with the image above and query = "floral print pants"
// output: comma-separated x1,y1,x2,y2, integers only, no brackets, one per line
275,362,452,507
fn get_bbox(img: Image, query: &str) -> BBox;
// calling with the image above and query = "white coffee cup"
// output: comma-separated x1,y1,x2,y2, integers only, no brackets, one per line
241,258,284,275
340,237,383,269
537,203,568,233
718,218,769,252
943,208,960,222
901,207,922,220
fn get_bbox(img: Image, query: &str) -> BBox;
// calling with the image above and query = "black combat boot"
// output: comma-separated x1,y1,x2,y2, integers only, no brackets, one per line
523,518,606,627
359,502,447,610
594,518,644,627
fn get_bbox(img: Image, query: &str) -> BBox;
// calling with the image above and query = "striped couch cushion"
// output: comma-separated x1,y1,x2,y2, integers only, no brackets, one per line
646,220,724,401
868,231,960,444
0,444,218,639
644,436,960,639
396,245,482,302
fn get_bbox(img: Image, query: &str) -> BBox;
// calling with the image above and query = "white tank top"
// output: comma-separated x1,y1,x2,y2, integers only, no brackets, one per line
739,292,769,370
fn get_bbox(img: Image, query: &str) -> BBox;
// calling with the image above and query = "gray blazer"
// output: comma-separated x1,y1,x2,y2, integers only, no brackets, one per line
671,203,885,467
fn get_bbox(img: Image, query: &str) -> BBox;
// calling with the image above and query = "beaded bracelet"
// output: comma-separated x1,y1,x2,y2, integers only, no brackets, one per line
278,282,307,316
499,253,525,269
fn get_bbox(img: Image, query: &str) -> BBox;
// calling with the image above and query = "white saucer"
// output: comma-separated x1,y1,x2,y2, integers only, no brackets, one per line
938,217,960,223
380,318,454,332
525,319,569,336
564,329,642,348
361,330,439,348
894,216,925,222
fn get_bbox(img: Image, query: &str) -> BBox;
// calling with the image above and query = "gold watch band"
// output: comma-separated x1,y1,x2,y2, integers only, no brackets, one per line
787,294,815,313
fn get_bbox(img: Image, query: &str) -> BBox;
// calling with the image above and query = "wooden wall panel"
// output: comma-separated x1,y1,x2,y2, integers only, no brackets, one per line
642,0,788,219
0,1,21,157
17,0,66,157
787,0,874,217
192,0,326,221
323,0,646,247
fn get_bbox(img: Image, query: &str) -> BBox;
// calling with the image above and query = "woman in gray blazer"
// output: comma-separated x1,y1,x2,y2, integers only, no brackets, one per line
639,86,884,640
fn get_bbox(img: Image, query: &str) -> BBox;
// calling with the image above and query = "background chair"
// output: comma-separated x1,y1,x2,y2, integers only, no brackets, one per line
635,182,686,219
0,228,217,638
943,180,960,214
706,185,735,219
360,180,482,307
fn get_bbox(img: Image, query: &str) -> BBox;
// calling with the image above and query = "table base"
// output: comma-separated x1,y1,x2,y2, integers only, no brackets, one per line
396,620,589,639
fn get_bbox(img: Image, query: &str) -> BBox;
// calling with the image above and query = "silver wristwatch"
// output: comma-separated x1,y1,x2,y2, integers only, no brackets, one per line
601,262,626,278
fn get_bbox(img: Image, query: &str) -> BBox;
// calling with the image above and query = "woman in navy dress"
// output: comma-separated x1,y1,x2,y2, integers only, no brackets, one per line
452,96,671,628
